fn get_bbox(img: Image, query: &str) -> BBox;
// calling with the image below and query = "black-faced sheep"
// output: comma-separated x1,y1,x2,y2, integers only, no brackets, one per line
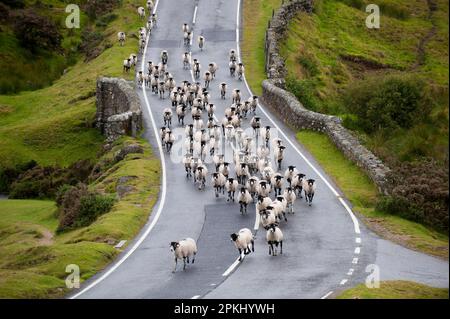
170,238,197,272
230,228,254,261
266,224,283,256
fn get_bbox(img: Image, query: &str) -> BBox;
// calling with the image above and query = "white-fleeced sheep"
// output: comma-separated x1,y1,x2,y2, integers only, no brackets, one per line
256,195,272,214
266,224,283,256
225,177,239,202
274,145,286,171
230,228,254,261
170,238,197,272
235,163,250,185
198,36,205,50
176,105,187,126
292,173,306,198
123,58,131,72
182,52,191,69
260,207,277,229
195,164,208,190
117,32,126,46
163,108,172,127
203,71,212,89
272,196,288,222
302,178,316,206
283,186,297,214
211,172,226,198
237,188,252,214
164,129,175,153
260,126,271,147
219,162,230,179
208,62,218,78
245,176,259,201
183,153,193,178
284,165,298,186
220,82,227,99
147,0,154,12
270,173,284,196
229,49,237,62
237,62,245,80
138,7,146,19
184,31,193,47
213,154,225,172
229,61,237,77
248,96,258,115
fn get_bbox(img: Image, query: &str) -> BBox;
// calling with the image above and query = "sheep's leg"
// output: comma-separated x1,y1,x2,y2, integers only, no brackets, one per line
251,240,255,252
173,258,177,273
280,241,283,254
238,248,242,261
186,256,190,264
183,257,187,270
192,252,196,264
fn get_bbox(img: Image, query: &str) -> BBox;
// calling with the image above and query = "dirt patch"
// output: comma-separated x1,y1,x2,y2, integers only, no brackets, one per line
38,228,54,246
0,104,13,115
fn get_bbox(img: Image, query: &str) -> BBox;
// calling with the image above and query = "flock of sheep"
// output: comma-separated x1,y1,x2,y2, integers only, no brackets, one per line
121,1,317,273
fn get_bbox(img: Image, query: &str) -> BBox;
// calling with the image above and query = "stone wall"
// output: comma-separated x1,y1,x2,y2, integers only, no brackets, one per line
261,0,391,194
96,77,143,142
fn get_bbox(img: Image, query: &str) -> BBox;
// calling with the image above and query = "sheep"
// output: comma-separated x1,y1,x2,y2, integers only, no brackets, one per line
117,32,126,46
146,19,154,33
193,61,201,79
213,154,225,172
225,178,239,202
170,90,179,107
229,61,237,77
143,74,150,88
247,155,259,175
302,178,316,206
161,50,169,64
198,36,205,51
250,116,261,137
182,52,191,69
270,173,284,197
123,58,131,72
151,13,158,27
291,173,306,197
260,207,277,229
224,124,235,142
243,137,254,154
219,162,230,179
260,126,271,147
184,31,193,46
230,228,254,261
211,172,226,198
147,61,153,75
193,115,204,131
203,71,212,89
182,23,190,33
241,101,250,118
138,7,146,19
256,181,271,198
190,157,203,180
208,62,218,78
183,153,193,178
164,129,175,153
245,176,259,201
274,145,286,171
147,0,154,12
266,224,283,256
229,49,237,62
249,96,258,114
225,105,237,118
220,82,227,99
272,138,283,150
283,186,297,214
163,108,172,127
272,196,288,222
237,62,245,80
194,140,208,161
176,104,187,126
158,81,166,99
170,238,197,272
150,75,159,93
206,103,216,118
256,195,272,214
237,188,252,214
284,165,298,186
165,76,176,92
262,166,275,183
195,164,208,190
232,89,241,104
129,54,137,67
159,126,167,145
235,163,250,185
136,71,144,87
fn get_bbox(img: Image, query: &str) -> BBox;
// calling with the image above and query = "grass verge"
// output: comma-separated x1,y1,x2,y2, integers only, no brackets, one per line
296,130,448,259
336,280,449,299
0,136,160,298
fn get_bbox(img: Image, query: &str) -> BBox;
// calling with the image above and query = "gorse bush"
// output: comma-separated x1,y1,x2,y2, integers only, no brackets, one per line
56,183,116,232
343,75,428,134
376,159,449,232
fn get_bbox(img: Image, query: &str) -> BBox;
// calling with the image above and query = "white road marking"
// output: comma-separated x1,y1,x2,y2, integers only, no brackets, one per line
354,247,360,254
70,0,166,299
340,279,348,285
347,268,354,276
355,237,361,244
192,295,201,299
193,6,198,24
254,212,260,231
235,0,361,236
320,291,334,299
222,254,244,276
114,240,127,249
352,257,359,264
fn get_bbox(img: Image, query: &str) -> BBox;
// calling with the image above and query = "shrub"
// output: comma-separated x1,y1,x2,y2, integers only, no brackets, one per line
286,77,322,112
376,159,449,232
12,10,61,53
95,13,118,27
57,183,116,232
337,0,364,10
0,160,37,193
297,56,319,77
343,75,428,134
83,0,121,20
1,0,25,8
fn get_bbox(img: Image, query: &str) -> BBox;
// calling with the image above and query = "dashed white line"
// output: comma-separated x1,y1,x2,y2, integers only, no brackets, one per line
193,6,198,24
354,247,360,254
70,0,167,299
347,268,354,276
355,237,361,244
222,254,244,276
340,279,348,285
352,257,359,264
321,291,333,299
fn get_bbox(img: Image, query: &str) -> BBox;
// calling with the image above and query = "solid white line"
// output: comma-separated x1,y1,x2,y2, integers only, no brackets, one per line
235,0,361,236
340,279,348,285
193,6,198,24
321,291,333,299
354,247,360,254
253,212,260,231
222,255,243,276
70,0,165,299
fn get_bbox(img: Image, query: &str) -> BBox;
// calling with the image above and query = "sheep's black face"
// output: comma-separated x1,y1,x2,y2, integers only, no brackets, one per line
230,233,238,241
308,179,315,186
170,242,179,252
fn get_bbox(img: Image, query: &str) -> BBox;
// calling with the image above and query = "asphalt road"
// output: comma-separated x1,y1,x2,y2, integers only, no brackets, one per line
70,0,448,299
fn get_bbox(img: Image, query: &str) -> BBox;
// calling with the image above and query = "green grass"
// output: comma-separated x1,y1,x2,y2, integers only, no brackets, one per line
296,130,448,259
0,0,145,168
0,137,161,298
336,281,449,299
242,0,282,95
280,0,449,164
